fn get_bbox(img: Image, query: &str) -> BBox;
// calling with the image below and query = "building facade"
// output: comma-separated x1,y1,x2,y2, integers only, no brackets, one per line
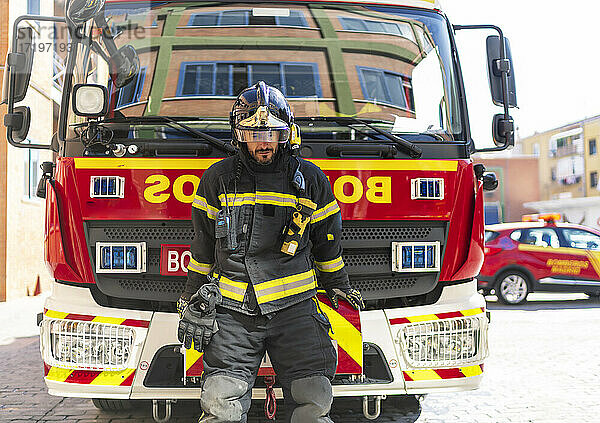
0,0,54,301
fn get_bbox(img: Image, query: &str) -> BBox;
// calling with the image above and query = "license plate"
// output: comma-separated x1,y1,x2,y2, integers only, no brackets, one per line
160,244,191,276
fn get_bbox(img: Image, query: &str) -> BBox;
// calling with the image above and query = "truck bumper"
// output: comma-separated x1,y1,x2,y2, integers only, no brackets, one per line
40,279,487,399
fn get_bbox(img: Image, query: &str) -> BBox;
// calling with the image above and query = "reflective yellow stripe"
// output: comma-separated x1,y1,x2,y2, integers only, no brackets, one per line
92,316,126,325
218,193,256,207
461,308,485,317
315,256,345,273
74,158,457,171
311,200,340,224
192,195,219,220
460,365,483,377
407,314,438,323
254,269,315,292
317,301,363,368
404,369,442,381
46,367,73,382
89,368,135,386
186,346,203,372
45,310,69,319
257,279,316,304
218,275,248,302
188,258,212,275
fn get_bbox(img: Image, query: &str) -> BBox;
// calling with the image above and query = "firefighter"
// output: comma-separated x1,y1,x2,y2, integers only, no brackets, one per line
177,81,363,423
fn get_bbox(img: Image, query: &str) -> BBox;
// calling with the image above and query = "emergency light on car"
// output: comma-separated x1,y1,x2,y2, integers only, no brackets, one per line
90,176,125,198
411,178,444,200
96,242,146,273
391,241,440,272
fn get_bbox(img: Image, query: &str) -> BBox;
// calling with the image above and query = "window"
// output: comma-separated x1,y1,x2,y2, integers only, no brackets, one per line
591,171,598,188
357,66,411,109
27,0,40,15
522,228,560,248
116,67,147,107
561,228,600,250
23,143,39,199
532,143,540,157
338,17,415,42
188,10,308,27
484,231,499,242
590,138,597,155
177,62,321,98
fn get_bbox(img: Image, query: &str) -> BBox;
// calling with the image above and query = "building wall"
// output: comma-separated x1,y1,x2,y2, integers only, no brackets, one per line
0,0,9,301
2,1,54,300
474,156,540,223
519,119,597,201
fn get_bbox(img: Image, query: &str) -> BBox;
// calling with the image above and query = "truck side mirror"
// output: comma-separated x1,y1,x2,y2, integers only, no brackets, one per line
486,35,517,108
492,113,514,148
2,26,35,104
3,105,31,143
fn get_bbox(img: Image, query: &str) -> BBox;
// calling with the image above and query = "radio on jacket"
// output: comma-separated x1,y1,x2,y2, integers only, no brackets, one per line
281,198,317,256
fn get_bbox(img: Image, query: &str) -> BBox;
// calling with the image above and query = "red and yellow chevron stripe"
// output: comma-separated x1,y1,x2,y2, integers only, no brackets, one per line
389,307,485,325
44,309,150,328
185,296,363,377
403,364,484,381
43,363,136,386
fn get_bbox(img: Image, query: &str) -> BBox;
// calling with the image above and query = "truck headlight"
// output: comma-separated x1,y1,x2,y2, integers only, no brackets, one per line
398,316,488,368
43,320,135,370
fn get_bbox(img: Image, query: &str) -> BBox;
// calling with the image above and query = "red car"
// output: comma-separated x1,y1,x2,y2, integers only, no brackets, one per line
478,219,600,304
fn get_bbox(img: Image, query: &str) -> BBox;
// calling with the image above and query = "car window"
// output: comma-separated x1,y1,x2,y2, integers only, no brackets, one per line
509,230,521,241
561,228,600,250
522,228,560,248
484,231,499,242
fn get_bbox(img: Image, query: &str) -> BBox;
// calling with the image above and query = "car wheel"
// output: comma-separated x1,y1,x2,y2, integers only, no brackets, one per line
496,271,530,305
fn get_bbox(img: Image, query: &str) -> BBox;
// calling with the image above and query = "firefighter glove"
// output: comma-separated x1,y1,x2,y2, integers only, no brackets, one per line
325,287,365,310
177,283,222,352
176,294,190,319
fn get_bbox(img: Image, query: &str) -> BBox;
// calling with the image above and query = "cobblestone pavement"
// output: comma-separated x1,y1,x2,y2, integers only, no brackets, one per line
1,295,599,422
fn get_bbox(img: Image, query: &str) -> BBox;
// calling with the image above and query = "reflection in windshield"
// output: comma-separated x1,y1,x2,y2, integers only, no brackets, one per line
73,2,461,139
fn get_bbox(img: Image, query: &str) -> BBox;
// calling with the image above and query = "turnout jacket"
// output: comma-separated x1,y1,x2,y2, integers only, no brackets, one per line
184,152,350,315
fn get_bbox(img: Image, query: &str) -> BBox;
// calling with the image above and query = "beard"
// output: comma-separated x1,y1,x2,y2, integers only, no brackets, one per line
250,146,277,164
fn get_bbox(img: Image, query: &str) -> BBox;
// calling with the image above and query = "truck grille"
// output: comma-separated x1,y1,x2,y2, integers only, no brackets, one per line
85,220,446,303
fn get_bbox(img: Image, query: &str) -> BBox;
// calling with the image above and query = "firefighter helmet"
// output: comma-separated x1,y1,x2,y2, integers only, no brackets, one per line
230,81,293,144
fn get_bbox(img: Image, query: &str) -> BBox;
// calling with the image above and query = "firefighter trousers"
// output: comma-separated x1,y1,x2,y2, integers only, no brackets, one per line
198,298,337,423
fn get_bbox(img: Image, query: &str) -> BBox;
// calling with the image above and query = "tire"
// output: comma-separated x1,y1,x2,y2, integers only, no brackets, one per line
92,398,134,411
495,270,530,305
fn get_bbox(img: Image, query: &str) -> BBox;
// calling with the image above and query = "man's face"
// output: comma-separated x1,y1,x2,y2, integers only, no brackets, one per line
246,141,279,165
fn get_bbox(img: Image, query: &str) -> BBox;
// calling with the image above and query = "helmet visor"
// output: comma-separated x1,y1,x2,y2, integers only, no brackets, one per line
234,128,290,143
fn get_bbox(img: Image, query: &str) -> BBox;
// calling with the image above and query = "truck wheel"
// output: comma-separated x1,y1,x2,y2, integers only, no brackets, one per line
92,398,134,411
496,271,530,305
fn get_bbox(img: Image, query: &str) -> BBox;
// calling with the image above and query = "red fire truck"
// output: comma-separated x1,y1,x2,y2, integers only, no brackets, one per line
3,0,516,420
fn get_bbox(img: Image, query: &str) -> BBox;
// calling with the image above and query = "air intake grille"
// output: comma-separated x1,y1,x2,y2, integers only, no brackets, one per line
352,277,417,293
102,227,194,241
117,279,186,295
341,226,431,242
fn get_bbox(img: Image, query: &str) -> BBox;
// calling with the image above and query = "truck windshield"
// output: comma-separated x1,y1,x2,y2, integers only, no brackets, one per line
67,1,461,141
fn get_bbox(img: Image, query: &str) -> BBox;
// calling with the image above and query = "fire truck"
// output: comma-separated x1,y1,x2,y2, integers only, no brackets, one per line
3,0,516,420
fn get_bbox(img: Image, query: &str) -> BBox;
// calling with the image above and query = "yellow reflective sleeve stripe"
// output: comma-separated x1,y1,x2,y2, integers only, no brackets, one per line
317,301,363,368
315,256,345,273
311,200,340,224
192,195,219,220
188,258,212,275
89,368,135,386
218,275,248,302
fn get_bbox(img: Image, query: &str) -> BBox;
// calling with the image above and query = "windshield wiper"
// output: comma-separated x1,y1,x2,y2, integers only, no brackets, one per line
102,116,236,154
297,116,422,158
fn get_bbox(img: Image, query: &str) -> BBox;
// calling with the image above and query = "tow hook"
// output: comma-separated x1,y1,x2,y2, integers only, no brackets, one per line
152,399,175,423
362,395,385,420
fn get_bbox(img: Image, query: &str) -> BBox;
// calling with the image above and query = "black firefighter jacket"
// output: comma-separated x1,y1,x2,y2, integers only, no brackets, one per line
183,151,350,315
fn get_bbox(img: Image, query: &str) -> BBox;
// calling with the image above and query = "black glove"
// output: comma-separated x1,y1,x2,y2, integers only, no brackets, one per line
325,287,364,310
177,283,222,352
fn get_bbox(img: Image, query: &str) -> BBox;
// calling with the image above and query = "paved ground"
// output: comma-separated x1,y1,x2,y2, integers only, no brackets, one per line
1,293,599,422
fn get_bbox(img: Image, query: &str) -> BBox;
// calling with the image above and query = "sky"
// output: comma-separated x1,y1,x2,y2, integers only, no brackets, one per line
442,0,600,145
